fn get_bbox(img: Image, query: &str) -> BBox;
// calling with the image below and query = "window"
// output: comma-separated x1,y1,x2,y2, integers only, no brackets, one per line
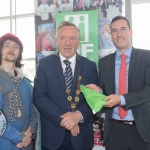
0,0,10,17
16,17,35,58
15,0,34,15
132,2,150,50
0,20,10,35
0,0,36,81
16,17,35,81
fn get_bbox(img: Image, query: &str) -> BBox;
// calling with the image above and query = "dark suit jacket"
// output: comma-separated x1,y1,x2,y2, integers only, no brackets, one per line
33,53,99,150
99,47,150,143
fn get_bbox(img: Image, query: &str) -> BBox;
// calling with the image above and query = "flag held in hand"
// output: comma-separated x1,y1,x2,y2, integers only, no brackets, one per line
80,85,106,112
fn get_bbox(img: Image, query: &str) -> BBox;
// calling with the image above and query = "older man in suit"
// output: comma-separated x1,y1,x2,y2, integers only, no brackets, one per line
33,21,99,150
87,16,150,150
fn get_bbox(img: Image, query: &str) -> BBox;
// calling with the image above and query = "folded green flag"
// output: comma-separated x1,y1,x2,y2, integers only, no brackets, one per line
80,85,106,112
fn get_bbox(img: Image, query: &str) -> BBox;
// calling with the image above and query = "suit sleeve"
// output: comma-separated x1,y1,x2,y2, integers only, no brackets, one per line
77,62,99,124
3,121,23,144
124,54,150,109
33,60,62,126
99,59,107,95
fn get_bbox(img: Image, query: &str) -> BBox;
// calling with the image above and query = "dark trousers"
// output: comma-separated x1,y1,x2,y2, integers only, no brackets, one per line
42,129,93,150
105,121,150,150
103,10,107,18
42,130,74,150
42,147,92,150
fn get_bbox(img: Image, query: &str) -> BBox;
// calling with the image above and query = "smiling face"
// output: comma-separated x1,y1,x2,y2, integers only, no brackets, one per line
111,19,132,53
56,26,80,59
1,40,20,64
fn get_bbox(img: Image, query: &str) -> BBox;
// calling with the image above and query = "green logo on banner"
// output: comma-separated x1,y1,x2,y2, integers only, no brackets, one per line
44,7,47,12
62,6,66,11
56,11,98,67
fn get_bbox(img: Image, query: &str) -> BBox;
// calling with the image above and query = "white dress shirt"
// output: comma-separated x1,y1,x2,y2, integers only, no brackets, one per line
59,53,76,76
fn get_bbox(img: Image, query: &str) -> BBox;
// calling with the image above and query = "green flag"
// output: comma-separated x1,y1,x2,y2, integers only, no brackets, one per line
80,85,106,112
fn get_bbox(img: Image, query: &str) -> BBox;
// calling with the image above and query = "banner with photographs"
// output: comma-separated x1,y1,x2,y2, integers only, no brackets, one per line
56,11,98,66
35,0,122,149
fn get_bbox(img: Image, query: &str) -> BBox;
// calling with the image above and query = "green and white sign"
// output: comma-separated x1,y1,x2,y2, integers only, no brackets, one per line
56,11,98,66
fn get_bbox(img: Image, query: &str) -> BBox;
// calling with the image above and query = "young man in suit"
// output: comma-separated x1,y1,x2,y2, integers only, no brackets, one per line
86,16,150,150
33,21,99,150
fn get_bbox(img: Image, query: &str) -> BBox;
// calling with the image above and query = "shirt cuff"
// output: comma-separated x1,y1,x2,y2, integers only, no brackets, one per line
75,110,84,123
120,95,126,106
100,88,103,93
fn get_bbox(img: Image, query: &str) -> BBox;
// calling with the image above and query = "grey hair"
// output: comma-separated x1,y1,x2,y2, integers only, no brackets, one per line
56,21,80,39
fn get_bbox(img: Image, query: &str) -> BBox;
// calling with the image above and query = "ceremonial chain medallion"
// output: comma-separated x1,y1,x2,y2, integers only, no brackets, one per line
8,91,22,125
0,110,7,138
66,75,82,111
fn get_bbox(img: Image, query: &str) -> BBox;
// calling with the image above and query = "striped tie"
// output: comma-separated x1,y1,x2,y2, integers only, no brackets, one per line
63,60,73,89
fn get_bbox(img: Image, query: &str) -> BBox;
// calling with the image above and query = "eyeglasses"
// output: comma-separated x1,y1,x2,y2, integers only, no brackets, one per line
3,43,19,50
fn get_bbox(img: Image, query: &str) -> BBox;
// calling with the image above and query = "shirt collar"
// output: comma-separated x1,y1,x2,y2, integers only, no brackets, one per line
116,46,132,59
59,53,76,65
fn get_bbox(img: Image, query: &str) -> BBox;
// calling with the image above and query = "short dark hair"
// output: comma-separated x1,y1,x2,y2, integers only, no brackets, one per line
0,41,24,68
111,16,131,29
57,21,80,39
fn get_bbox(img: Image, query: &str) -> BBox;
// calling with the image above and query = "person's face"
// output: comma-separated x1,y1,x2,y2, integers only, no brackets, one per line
93,124,100,134
56,26,80,59
41,0,46,4
53,0,57,4
44,27,49,33
111,19,132,52
1,40,20,63
103,24,110,33
63,0,67,3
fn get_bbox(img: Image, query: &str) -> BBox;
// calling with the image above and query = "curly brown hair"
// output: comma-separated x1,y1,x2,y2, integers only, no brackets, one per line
0,41,24,68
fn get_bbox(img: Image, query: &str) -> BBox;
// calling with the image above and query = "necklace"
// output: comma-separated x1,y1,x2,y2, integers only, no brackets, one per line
66,75,82,111
54,52,82,111
0,67,22,125
8,91,22,124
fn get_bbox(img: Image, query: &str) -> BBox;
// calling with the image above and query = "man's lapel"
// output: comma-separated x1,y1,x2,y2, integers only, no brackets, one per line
71,54,82,94
128,47,138,86
53,53,66,91
109,53,116,94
